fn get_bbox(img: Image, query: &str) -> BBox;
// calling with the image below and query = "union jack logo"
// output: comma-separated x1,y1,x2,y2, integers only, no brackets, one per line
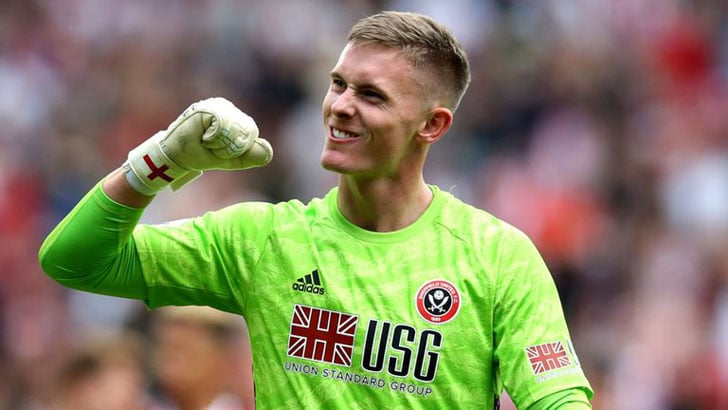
526,341,572,374
287,305,359,366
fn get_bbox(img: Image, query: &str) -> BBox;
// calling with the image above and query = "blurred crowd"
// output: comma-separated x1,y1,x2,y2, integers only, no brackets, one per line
1,0,727,409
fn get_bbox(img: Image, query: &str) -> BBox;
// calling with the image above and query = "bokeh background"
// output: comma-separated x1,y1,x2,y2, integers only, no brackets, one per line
2,0,728,409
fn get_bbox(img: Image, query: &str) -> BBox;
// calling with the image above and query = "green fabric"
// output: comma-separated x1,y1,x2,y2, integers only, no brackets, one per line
38,181,147,299
39,182,593,409
527,386,592,409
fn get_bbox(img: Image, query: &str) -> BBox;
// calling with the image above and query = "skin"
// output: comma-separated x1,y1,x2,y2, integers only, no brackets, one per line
103,42,454,232
321,42,453,231
55,364,146,410
152,320,232,410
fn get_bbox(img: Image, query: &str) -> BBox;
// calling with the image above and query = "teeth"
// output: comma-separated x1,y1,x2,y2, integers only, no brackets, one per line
332,128,355,139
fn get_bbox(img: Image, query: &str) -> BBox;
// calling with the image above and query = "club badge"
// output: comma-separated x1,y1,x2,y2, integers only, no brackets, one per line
415,279,461,324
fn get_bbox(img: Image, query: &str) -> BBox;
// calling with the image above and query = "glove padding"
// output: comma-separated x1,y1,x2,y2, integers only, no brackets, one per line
123,97,273,196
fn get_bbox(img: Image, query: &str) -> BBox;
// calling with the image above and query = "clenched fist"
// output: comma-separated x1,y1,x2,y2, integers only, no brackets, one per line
123,97,273,196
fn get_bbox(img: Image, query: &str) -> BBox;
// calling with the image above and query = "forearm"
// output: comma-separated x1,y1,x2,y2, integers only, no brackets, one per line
104,167,156,208
38,175,150,299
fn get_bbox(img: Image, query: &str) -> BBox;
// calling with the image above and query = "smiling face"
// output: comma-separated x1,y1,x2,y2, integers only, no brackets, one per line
321,43,435,179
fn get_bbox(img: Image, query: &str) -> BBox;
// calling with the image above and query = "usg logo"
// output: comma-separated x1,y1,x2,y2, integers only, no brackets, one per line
292,269,325,295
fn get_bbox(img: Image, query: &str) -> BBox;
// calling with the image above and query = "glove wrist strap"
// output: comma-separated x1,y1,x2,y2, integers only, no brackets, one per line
125,131,197,195
122,162,159,196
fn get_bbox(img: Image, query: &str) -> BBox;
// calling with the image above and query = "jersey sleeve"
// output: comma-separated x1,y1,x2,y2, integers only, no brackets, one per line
529,387,592,409
132,199,277,313
492,227,593,407
38,180,149,300
38,178,280,315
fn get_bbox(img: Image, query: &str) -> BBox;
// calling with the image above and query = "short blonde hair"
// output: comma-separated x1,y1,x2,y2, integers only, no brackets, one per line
347,11,471,111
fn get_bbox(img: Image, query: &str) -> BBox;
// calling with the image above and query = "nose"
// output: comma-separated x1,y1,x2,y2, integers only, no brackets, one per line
329,88,355,118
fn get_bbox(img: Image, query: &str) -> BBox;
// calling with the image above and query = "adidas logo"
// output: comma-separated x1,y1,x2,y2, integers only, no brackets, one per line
292,269,325,295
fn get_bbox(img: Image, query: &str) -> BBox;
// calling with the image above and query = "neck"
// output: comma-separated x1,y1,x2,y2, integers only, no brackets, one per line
337,175,433,232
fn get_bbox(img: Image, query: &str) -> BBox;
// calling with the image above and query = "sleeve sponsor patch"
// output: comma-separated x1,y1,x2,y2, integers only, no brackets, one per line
525,341,572,375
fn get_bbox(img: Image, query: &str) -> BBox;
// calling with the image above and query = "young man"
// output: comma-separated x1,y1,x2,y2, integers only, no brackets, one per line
149,306,254,410
40,11,593,409
51,332,149,410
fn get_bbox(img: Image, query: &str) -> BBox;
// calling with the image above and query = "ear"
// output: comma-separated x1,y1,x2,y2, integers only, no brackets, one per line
416,107,453,144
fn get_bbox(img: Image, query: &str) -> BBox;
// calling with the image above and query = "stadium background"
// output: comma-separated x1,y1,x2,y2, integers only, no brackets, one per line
1,0,727,408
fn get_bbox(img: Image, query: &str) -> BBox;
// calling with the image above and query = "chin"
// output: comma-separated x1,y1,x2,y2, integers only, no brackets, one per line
320,151,367,175
320,158,347,174
320,151,339,170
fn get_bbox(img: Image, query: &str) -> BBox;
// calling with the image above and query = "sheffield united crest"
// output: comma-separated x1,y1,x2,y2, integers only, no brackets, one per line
415,279,461,324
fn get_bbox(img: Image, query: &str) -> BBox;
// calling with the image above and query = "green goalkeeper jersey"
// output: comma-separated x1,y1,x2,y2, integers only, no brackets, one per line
40,183,593,409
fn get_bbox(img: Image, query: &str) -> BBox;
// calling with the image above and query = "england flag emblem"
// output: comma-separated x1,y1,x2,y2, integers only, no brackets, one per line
287,305,359,366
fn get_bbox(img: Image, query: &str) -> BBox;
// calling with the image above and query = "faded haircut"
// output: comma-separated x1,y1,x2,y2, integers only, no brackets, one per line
347,11,471,111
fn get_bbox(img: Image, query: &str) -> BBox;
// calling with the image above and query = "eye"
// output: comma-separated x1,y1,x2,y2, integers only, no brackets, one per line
330,77,346,91
361,89,384,102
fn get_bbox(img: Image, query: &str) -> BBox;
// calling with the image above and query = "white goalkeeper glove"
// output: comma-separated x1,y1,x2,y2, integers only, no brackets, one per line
122,97,273,196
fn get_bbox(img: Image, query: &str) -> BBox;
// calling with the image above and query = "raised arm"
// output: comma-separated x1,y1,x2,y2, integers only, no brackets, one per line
38,97,273,299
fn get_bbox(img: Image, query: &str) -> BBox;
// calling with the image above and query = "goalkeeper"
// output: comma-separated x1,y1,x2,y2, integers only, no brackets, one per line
39,11,593,409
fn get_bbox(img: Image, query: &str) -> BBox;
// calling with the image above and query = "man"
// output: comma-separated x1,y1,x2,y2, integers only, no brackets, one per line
149,306,254,410
40,11,593,409
51,332,150,410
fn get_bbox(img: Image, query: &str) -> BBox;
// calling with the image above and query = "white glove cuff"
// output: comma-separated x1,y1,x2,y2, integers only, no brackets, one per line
124,131,197,195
